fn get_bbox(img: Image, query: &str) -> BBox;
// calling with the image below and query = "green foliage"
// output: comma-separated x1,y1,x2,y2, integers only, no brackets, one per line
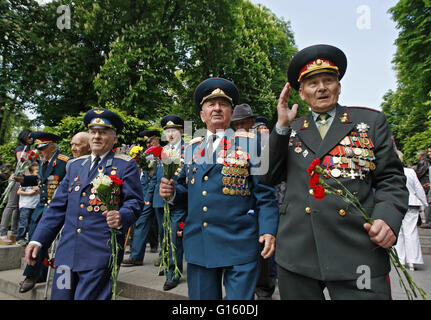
383,0,431,163
46,106,152,155
4,0,300,137
0,141,16,165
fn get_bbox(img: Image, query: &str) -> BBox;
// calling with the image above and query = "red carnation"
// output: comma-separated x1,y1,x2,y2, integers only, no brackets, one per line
179,222,184,230
20,157,25,163
309,173,320,187
197,148,205,158
307,158,321,175
312,185,326,200
145,146,163,158
109,174,124,186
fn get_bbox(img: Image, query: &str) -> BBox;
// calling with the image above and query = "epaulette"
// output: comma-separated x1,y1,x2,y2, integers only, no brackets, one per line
69,154,90,163
235,131,256,139
114,153,133,161
188,137,204,145
57,154,71,162
347,106,380,113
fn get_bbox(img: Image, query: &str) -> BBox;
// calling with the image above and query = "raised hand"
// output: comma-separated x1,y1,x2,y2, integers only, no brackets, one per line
276,82,298,128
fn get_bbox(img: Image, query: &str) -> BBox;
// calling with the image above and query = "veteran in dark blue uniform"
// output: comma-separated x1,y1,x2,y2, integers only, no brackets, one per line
160,78,279,300
261,44,408,299
24,109,143,300
122,130,161,267
18,132,70,293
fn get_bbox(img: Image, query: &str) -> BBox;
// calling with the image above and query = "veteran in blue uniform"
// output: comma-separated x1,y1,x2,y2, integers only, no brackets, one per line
160,78,279,300
24,109,143,300
122,130,161,267
17,132,70,293
151,115,186,291
261,44,409,299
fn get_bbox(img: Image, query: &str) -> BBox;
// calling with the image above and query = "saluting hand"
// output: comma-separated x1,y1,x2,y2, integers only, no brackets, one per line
159,177,175,199
277,82,298,128
259,234,276,259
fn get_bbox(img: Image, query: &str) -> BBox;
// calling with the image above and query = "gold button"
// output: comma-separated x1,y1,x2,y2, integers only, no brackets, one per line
203,206,208,212
305,207,311,214
339,209,346,216
202,191,207,196
77,228,82,233
203,222,208,228
337,190,343,196
79,216,84,221
82,192,87,197
80,204,85,208
204,176,209,181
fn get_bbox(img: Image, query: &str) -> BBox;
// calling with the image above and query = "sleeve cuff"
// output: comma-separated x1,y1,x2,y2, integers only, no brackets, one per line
275,123,291,135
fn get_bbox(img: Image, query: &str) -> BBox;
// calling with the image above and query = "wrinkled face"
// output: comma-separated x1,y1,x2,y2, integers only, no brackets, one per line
200,97,233,132
89,128,117,156
37,143,57,162
70,133,91,158
257,125,269,134
164,128,182,145
233,118,255,131
299,73,341,113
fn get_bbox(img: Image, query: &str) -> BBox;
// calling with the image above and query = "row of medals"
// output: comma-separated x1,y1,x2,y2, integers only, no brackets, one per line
46,179,59,200
221,149,251,196
326,133,376,179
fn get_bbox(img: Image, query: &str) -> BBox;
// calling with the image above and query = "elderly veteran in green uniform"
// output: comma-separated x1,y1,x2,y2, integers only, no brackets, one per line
260,44,408,299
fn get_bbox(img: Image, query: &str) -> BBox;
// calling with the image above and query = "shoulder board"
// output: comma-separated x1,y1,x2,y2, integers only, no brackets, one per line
235,131,256,139
347,106,380,113
188,137,204,145
57,154,71,162
292,117,305,122
114,153,133,161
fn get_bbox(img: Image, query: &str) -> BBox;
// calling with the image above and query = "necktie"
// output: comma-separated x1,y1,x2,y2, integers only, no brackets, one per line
318,113,330,139
206,134,217,163
42,161,49,176
88,156,101,177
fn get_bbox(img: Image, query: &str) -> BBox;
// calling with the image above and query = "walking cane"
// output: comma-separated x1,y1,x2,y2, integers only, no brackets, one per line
43,227,63,300
124,226,132,251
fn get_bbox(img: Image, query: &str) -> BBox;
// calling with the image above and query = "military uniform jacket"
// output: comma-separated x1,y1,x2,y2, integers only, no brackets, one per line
175,131,279,268
145,141,185,209
261,105,408,281
29,151,70,224
140,171,152,197
31,150,144,272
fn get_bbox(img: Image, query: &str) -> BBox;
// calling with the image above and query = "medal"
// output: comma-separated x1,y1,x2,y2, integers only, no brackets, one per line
74,186,80,192
87,206,93,212
111,170,117,175
223,187,230,195
331,168,341,178
294,147,302,153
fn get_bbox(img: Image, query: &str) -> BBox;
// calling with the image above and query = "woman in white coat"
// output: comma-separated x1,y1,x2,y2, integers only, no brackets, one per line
395,151,426,271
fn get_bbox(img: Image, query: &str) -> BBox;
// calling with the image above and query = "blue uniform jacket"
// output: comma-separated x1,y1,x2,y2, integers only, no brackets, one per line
31,150,144,272
30,150,70,225
140,171,152,197
145,141,185,209
175,131,279,268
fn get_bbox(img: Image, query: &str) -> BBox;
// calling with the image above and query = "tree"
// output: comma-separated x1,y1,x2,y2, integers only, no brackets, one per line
382,0,431,163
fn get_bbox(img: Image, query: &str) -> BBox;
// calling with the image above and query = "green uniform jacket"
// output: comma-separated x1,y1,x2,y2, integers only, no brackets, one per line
261,104,408,281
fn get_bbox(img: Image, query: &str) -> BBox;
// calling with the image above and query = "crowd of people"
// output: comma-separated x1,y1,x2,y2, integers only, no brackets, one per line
0,43,427,300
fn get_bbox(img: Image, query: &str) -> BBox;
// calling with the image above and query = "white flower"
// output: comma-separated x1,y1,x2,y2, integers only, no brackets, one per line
163,148,181,165
92,173,112,190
